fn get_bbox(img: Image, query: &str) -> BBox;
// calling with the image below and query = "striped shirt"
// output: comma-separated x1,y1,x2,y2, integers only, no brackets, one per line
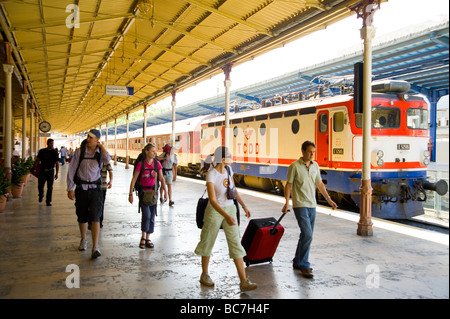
101,162,113,190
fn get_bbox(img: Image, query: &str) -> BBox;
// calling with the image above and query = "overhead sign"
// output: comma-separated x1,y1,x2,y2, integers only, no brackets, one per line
105,85,134,96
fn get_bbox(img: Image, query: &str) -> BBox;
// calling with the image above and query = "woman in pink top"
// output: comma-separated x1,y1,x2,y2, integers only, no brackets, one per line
129,143,167,249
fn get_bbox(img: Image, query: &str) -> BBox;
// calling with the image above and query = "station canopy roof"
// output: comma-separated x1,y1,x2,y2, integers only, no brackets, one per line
106,19,449,136
0,0,366,135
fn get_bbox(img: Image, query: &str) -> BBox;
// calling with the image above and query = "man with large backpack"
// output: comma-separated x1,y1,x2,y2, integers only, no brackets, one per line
67,129,112,259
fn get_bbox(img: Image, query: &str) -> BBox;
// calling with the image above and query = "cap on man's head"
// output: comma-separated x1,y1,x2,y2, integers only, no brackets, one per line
87,129,101,139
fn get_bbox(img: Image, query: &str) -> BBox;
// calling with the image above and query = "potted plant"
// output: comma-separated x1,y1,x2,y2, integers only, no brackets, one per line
11,159,27,198
22,156,34,185
0,165,11,211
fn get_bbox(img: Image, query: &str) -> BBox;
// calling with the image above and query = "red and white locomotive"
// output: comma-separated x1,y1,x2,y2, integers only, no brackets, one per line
109,80,447,219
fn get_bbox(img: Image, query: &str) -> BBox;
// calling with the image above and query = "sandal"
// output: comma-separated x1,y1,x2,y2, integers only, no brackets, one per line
139,238,146,249
146,239,154,248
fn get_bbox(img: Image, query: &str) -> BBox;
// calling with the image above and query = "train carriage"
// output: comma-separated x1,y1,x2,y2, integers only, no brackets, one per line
106,80,447,219
199,80,447,219
108,115,209,172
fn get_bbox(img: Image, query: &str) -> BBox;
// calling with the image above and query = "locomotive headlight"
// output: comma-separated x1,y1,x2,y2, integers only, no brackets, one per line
423,150,430,166
399,93,410,101
376,150,384,166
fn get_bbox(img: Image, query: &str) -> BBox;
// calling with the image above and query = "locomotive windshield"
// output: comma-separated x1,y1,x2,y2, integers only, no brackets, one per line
372,107,400,128
355,107,401,129
407,108,428,129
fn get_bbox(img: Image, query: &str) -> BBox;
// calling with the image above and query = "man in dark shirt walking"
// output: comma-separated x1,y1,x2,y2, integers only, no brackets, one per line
36,139,59,206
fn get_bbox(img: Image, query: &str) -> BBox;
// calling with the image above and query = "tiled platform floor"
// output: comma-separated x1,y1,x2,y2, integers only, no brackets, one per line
0,163,448,299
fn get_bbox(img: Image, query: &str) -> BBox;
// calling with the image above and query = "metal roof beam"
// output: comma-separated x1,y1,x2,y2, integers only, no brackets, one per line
198,103,221,112
153,18,238,54
122,50,190,77
175,111,193,118
9,13,134,31
17,32,120,50
23,48,111,64
26,63,100,75
234,93,261,104
155,116,172,123
185,0,273,37
133,34,210,66
430,30,449,47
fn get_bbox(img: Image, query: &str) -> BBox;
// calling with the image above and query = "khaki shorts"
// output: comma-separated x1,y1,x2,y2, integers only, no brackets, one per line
194,204,246,259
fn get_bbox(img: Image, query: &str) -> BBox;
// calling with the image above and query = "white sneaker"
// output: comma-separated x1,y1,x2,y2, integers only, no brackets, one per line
78,239,87,251
240,280,258,292
200,273,215,287
91,247,101,259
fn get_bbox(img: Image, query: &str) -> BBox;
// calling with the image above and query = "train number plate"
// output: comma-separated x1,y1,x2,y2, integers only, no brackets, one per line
397,144,410,150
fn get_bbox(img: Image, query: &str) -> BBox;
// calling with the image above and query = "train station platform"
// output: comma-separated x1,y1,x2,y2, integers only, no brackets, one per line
0,163,448,300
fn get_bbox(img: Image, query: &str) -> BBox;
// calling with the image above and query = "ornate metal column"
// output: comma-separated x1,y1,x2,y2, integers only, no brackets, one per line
352,0,381,236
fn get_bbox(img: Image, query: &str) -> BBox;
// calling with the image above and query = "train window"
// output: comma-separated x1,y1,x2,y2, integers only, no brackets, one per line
291,119,300,134
333,112,345,132
260,123,266,136
319,113,328,133
270,112,282,119
243,116,254,123
284,110,298,117
407,108,428,129
255,114,268,121
371,107,400,128
299,106,316,115
231,118,242,124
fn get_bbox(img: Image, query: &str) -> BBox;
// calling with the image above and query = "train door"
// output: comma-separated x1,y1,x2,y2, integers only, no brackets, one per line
330,109,347,166
316,110,329,166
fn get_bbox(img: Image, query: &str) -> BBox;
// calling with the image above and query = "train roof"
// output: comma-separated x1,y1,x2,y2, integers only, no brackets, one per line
201,94,354,125
115,114,212,139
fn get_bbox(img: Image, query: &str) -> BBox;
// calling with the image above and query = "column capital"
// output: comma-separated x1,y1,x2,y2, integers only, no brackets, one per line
224,79,232,88
21,93,29,101
3,64,14,74
360,26,376,40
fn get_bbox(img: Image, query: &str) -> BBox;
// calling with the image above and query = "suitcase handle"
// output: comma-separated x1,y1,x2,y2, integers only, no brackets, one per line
270,211,288,236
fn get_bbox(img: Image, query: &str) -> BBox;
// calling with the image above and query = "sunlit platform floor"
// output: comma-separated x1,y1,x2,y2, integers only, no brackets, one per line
0,163,448,299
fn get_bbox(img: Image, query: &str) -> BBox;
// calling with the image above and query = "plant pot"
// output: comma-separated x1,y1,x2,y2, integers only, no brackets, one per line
0,194,7,212
21,174,30,185
11,184,24,198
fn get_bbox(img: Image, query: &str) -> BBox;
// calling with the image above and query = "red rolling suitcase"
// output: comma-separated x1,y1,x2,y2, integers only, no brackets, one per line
241,214,286,267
